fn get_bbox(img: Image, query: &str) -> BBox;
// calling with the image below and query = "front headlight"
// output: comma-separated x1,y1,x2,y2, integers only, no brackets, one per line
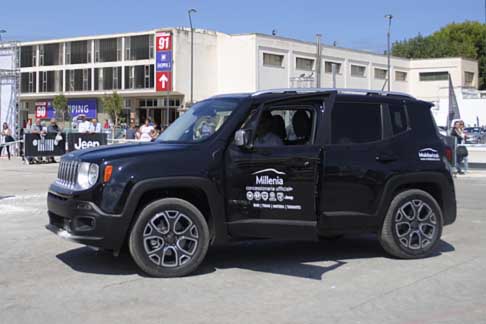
77,162,99,190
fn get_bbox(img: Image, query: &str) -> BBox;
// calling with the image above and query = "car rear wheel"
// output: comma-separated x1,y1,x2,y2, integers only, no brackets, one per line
129,198,210,277
379,189,443,259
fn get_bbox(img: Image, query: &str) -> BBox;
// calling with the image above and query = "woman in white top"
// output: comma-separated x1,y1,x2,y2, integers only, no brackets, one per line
139,119,154,142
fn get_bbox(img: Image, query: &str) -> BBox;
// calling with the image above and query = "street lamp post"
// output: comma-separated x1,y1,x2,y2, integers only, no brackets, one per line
385,14,393,92
188,9,197,106
315,34,322,88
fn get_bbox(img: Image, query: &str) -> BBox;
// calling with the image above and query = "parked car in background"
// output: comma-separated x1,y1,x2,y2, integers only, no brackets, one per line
464,127,483,144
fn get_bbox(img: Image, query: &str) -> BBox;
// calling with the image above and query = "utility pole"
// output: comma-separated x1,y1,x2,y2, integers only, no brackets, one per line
385,14,393,92
315,34,322,88
188,9,197,106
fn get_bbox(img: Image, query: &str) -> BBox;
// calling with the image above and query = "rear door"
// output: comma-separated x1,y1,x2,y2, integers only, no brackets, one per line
224,98,324,239
320,97,395,231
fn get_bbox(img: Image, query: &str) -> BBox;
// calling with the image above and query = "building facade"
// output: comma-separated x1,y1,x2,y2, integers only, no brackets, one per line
15,27,479,127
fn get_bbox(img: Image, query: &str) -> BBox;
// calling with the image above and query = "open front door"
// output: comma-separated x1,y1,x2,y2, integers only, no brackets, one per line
224,102,323,240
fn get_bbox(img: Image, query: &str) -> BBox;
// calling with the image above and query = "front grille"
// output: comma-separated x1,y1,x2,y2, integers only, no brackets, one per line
56,160,79,189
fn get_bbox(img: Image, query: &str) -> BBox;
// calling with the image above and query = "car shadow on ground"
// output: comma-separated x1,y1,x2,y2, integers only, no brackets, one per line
56,235,455,280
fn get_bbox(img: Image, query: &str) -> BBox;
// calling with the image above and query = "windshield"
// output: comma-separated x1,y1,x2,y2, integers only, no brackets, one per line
157,97,243,143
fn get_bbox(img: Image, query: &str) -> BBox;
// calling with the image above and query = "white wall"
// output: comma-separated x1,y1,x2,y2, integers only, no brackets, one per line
173,28,218,102
216,34,256,93
432,88,486,127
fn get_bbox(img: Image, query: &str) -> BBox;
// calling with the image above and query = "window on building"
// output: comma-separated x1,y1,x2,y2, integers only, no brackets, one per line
296,57,314,71
39,71,62,92
94,38,120,63
325,62,342,74
388,103,408,135
374,68,388,80
66,69,91,91
124,65,154,89
263,53,284,67
67,40,91,64
20,46,35,67
40,43,62,66
464,72,474,86
395,71,407,81
126,35,151,60
331,102,382,144
350,65,366,77
20,72,36,93
95,67,122,90
419,71,449,81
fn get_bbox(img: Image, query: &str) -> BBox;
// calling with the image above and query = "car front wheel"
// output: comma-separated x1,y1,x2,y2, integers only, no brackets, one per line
379,189,443,259
129,198,210,277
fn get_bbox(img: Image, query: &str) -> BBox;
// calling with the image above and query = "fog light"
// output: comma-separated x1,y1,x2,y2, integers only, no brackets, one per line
73,217,95,231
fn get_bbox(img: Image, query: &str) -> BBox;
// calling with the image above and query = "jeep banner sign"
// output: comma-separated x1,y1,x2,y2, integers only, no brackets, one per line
24,133,66,157
67,133,107,152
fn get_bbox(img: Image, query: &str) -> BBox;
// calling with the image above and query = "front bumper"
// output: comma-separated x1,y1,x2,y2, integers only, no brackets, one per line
46,191,129,251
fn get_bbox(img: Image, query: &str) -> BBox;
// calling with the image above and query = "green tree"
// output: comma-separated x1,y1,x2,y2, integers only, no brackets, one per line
392,21,486,89
101,92,124,136
52,94,69,129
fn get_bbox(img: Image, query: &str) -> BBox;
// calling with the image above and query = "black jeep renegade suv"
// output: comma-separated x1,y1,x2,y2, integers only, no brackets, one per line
47,89,456,277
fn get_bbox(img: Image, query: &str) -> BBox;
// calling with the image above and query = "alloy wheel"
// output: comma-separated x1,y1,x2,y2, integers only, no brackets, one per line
143,210,199,268
394,199,437,250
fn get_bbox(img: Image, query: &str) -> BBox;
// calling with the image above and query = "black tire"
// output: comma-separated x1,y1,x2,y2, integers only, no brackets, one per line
129,198,210,277
379,189,443,259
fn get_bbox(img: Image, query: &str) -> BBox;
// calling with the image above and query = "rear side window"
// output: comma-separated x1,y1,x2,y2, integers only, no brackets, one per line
407,102,437,138
331,102,382,144
388,103,408,135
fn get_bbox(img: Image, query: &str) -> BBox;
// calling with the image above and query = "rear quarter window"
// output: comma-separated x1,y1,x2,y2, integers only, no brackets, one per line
406,102,438,138
388,103,408,135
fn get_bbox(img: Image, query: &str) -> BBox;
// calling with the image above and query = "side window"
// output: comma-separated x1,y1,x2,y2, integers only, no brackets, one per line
331,102,382,144
388,103,408,135
254,107,314,146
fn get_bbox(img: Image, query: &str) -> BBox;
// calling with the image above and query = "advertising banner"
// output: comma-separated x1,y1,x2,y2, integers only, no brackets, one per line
35,99,98,119
155,31,173,92
67,133,107,152
24,133,66,157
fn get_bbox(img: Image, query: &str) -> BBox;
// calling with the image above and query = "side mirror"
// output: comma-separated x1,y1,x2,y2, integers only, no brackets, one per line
234,129,252,147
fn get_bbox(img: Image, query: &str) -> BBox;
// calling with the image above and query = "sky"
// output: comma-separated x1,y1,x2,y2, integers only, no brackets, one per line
1,0,484,53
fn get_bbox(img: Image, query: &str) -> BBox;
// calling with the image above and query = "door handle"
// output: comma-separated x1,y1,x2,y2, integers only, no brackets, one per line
291,160,311,168
376,153,397,162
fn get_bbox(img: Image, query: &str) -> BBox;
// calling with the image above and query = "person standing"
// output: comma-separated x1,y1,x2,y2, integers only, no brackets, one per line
451,120,466,175
125,122,137,140
77,115,91,133
89,119,101,133
139,119,154,142
1,123,15,160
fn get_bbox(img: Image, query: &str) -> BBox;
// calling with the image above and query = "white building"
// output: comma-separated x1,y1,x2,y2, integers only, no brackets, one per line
4,27,481,127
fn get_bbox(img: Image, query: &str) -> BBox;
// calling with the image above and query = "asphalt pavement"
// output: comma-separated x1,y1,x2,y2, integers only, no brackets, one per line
1,158,485,324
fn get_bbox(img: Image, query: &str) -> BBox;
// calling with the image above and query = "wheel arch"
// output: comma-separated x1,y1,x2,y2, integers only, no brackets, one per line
377,172,456,226
119,177,228,250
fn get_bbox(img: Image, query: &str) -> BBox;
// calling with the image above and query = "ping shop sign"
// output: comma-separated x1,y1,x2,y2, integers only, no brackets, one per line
35,99,97,119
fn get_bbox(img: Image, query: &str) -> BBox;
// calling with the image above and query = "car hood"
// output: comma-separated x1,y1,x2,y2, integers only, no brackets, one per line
63,142,192,162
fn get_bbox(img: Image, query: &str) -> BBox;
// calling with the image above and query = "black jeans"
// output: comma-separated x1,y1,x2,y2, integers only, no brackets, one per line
1,143,11,159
